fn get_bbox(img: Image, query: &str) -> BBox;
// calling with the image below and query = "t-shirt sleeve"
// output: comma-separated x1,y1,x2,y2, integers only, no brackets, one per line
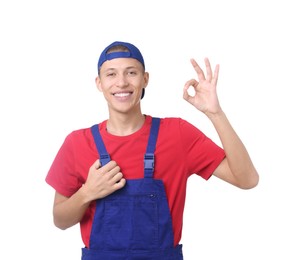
45,133,82,197
179,119,225,180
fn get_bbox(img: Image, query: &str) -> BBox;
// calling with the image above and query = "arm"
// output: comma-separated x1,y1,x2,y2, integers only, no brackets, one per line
53,160,126,229
183,58,259,189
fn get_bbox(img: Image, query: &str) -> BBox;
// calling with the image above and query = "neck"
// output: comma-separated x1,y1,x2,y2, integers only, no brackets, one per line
106,112,146,136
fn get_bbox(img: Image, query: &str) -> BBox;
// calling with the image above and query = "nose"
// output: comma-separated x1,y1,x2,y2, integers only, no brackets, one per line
115,74,129,88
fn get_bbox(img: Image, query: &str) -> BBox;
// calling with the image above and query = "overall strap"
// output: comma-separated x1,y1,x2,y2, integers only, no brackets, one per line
91,124,111,166
144,117,161,178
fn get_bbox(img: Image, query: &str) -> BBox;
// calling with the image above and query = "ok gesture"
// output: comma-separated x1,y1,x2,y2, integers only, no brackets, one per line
183,58,221,116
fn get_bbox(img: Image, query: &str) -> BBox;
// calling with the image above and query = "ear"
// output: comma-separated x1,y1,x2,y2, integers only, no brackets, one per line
143,72,149,88
95,76,103,92
141,72,149,100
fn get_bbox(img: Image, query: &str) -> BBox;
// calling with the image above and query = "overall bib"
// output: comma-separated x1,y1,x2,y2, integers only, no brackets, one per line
82,118,183,260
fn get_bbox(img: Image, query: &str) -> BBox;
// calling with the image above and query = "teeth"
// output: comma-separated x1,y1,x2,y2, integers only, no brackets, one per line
114,93,130,97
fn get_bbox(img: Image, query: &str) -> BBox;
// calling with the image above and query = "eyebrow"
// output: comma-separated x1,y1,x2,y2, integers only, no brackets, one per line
103,66,140,72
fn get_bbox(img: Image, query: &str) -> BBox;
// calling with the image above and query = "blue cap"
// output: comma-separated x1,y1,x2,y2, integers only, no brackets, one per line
97,41,145,72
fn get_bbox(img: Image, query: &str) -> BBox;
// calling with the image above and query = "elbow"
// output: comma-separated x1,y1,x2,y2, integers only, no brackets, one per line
53,214,76,230
238,170,259,190
53,219,70,230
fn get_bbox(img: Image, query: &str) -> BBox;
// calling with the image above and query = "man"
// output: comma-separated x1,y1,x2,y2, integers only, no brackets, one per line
46,41,259,259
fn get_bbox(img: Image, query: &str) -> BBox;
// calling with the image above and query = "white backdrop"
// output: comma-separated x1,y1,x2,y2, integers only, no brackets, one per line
1,0,300,259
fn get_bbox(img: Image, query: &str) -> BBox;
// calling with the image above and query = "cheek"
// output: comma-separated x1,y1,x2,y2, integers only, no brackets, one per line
98,79,112,92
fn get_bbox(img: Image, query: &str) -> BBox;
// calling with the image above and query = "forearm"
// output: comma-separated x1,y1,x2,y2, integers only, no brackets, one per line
208,110,259,188
53,186,91,230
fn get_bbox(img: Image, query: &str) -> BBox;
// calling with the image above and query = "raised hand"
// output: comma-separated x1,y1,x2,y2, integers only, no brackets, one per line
183,58,221,116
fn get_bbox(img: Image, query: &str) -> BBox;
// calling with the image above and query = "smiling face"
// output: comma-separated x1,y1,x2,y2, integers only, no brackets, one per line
96,57,149,116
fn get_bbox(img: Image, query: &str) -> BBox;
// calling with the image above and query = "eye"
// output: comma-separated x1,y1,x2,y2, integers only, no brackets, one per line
128,70,137,76
106,72,115,77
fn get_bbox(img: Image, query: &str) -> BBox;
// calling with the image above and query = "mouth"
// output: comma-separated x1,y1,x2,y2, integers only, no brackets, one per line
113,91,133,98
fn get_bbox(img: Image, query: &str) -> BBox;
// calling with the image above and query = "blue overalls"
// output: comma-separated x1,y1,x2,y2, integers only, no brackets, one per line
82,117,183,260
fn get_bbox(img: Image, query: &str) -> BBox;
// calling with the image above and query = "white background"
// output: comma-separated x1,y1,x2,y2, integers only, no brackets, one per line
1,0,300,259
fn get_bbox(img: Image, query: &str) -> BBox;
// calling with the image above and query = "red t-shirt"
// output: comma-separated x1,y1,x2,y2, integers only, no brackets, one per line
46,115,225,247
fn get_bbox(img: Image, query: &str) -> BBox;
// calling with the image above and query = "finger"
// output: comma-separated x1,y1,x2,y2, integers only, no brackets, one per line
204,57,212,81
106,164,121,178
183,79,198,102
97,161,116,175
184,79,199,90
101,160,117,170
110,172,124,184
93,159,101,169
212,64,220,86
190,58,205,81
183,86,189,101
113,178,126,190
183,92,194,105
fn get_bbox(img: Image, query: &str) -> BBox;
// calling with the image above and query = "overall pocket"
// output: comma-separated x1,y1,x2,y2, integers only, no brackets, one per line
103,194,159,250
131,194,159,249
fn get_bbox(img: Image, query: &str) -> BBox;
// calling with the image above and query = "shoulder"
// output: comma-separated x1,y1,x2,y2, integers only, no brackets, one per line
155,116,197,131
147,116,202,139
152,116,186,126
64,121,106,146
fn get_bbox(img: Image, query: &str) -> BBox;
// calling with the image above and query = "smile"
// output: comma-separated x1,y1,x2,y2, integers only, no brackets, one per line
113,92,132,97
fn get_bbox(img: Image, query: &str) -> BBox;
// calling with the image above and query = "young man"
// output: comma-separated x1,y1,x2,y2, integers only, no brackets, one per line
46,41,259,259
